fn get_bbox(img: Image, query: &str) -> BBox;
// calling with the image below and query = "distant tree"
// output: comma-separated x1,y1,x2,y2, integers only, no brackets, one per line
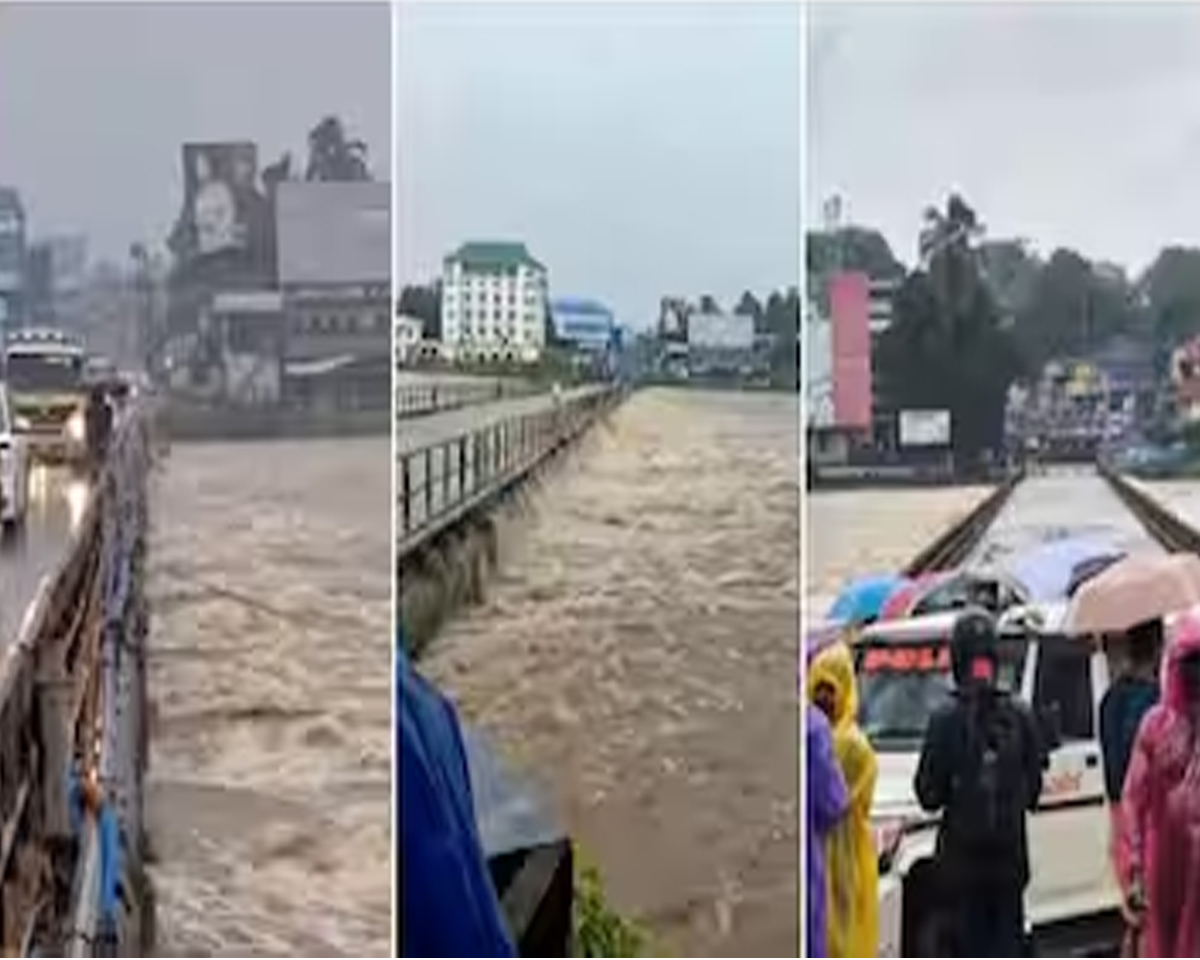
544,301,560,347
734,290,763,317
875,194,1021,463
699,294,721,314
398,282,441,339
306,116,371,181
262,152,293,196
1139,247,1200,350
764,287,800,386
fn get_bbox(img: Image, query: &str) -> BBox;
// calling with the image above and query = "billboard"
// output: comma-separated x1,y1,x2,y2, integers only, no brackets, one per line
899,409,952,447
687,311,754,350
830,272,872,429
180,142,259,257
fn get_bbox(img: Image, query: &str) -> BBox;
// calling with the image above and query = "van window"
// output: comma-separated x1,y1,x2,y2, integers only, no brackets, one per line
1034,641,1094,741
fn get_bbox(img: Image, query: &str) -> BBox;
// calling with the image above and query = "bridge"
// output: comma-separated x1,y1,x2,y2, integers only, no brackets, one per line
398,381,623,651
0,403,153,956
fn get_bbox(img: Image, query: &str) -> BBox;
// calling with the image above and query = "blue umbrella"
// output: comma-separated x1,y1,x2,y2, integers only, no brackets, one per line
1004,535,1124,602
827,574,907,624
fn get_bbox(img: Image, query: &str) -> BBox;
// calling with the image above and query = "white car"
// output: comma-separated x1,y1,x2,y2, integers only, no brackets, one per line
861,604,1123,957
0,387,28,531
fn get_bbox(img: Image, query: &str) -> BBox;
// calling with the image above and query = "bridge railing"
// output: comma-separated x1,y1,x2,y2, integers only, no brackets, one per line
396,377,533,420
397,385,620,559
0,402,153,957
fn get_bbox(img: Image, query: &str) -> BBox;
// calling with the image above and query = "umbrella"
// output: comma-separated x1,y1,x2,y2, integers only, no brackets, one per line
879,572,953,620
1066,553,1125,598
1066,552,1200,636
827,574,907,625
1005,536,1125,602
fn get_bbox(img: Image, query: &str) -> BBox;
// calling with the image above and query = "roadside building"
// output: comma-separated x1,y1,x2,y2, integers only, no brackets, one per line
396,313,424,366
440,242,548,364
274,180,391,412
0,188,26,330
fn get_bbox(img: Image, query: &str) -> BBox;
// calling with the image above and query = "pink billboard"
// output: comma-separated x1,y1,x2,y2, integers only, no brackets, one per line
829,271,873,429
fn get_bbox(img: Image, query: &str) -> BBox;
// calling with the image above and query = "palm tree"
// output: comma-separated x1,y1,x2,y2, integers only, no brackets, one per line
305,116,371,182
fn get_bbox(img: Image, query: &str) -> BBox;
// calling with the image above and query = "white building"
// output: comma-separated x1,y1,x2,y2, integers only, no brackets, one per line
395,313,424,366
440,241,548,363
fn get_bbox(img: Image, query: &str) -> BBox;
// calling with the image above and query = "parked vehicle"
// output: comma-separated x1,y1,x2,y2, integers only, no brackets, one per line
0,384,29,532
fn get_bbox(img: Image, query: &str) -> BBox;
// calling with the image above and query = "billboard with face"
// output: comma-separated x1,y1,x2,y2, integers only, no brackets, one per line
180,142,259,258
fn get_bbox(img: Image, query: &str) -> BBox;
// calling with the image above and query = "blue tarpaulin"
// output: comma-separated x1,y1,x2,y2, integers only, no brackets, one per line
1004,535,1125,602
398,641,516,958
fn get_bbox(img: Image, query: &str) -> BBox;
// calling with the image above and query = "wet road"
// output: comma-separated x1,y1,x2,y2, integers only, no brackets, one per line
967,469,1161,565
0,464,88,643
424,388,799,957
146,438,390,958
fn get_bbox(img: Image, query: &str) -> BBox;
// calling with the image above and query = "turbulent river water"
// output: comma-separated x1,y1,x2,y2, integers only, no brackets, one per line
146,438,391,957
424,388,799,956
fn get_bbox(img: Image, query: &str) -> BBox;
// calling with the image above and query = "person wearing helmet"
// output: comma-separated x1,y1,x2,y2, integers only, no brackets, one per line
914,608,1044,956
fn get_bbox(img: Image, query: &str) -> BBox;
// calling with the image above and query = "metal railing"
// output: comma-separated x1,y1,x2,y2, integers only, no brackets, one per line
0,403,155,956
398,386,621,559
396,378,532,420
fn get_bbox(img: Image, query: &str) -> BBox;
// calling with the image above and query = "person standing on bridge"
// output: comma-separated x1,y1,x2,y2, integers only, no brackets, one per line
398,641,516,957
806,702,849,958
914,608,1043,957
1099,618,1161,950
808,641,878,958
1120,612,1200,957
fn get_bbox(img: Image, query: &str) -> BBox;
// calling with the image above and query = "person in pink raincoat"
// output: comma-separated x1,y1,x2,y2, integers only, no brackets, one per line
1121,612,1200,957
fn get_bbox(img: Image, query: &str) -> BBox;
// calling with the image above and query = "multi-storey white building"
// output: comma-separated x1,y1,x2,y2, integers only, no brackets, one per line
440,241,548,363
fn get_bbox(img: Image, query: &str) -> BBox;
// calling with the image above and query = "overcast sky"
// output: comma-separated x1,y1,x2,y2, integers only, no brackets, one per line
0,2,390,265
398,2,800,328
808,2,1200,275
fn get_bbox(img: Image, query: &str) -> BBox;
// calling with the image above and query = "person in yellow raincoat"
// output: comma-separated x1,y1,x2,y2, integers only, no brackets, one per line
808,640,879,958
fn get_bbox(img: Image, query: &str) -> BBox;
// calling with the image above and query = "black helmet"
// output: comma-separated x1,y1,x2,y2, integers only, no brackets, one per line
950,606,998,687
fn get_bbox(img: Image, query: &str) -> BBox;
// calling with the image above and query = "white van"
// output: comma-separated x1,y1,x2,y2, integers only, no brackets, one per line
860,603,1123,957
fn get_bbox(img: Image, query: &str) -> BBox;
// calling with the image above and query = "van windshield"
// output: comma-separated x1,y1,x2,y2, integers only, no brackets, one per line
855,636,1029,751
7,353,82,393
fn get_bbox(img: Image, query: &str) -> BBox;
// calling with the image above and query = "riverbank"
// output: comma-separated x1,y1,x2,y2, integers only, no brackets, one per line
164,400,388,442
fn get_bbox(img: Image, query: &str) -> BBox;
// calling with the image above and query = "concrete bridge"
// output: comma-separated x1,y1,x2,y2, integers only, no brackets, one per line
397,382,624,652
0,405,153,955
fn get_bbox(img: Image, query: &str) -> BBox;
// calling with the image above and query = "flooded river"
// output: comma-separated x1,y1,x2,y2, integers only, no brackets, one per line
146,439,390,957
424,388,799,956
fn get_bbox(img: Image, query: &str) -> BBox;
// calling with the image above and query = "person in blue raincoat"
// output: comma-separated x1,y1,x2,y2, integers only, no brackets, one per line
398,637,516,957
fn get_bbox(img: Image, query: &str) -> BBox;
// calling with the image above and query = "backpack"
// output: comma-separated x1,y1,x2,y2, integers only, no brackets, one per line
948,691,1028,856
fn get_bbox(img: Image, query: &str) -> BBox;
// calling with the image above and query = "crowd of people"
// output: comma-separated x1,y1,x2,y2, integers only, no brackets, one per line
805,603,1200,958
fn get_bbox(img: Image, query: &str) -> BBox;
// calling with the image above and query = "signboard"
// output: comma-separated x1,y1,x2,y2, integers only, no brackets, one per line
830,272,873,430
862,645,951,673
687,311,754,350
180,142,259,257
899,409,951,447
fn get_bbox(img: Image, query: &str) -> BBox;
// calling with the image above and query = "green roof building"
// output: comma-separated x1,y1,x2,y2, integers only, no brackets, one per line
440,240,549,364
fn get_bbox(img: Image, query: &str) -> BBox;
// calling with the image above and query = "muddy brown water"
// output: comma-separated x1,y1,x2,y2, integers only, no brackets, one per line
146,439,390,957
424,387,799,956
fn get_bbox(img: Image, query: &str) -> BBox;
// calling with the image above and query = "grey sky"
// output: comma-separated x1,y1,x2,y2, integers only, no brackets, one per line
398,2,800,328
0,2,390,265
809,2,1200,275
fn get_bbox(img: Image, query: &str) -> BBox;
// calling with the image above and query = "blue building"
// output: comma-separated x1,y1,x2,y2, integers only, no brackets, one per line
550,298,616,353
